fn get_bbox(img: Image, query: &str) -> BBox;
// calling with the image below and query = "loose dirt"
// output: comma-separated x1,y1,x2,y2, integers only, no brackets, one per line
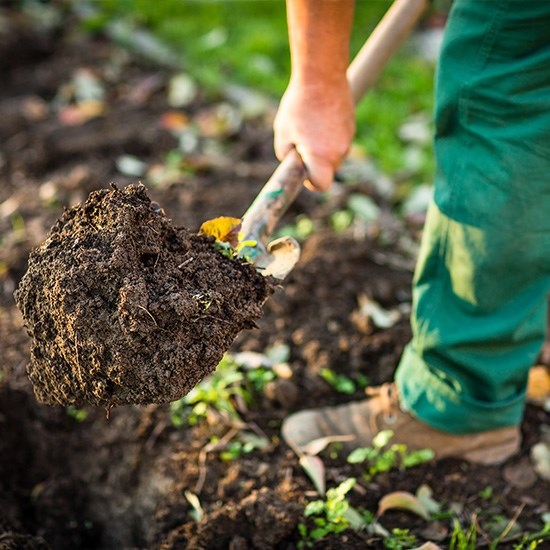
15,184,272,407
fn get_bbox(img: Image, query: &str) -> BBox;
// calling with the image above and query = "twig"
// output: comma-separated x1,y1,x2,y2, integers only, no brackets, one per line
472,512,491,546
178,257,194,268
493,503,526,546
194,426,240,494
137,305,158,327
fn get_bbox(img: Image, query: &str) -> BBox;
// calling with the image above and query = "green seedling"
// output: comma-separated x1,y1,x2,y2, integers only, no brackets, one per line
298,478,369,548
383,528,418,549
320,368,356,395
449,518,477,550
513,518,550,549
275,214,315,243
170,355,249,427
218,431,270,461
66,405,88,422
478,485,494,501
347,429,434,480
170,353,279,428
245,366,276,392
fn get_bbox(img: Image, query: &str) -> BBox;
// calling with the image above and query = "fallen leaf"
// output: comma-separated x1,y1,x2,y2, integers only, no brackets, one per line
347,193,381,224
272,363,293,379
377,491,431,521
199,217,242,248
168,73,197,107
411,543,443,550
195,103,242,138
354,294,401,331
21,96,49,121
343,506,367,530
58,100,104,126
160,111,190,132
527,365,550,410
116,155,147,177
301,434,356,456
299,454,325,496
72,68,105,103
503,457,537,488
107,20,181,68
265,343,291,365
127,73,164,106
184,491,203,522
531,441,550,480
419,521,448,543
416,485,441,515
223,84,272,119
402,184,433,220
399,113,432,145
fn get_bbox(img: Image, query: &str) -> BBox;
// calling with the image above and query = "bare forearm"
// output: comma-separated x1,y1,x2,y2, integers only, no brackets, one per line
275,0,356,191
286,0,355,86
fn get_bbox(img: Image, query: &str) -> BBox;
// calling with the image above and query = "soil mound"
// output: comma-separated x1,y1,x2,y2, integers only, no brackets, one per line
15,184,272,407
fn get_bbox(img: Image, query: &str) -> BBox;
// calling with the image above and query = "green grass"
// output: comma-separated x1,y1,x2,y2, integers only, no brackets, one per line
84,0,435,184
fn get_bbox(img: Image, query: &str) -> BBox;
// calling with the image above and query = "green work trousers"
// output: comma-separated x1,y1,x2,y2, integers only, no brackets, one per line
395,0,550,433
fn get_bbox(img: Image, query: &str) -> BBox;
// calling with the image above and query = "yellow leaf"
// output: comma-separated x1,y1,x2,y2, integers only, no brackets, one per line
199,217,242,248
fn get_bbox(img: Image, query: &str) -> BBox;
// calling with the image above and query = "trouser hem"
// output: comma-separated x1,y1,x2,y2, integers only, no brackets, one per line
395,345,525,435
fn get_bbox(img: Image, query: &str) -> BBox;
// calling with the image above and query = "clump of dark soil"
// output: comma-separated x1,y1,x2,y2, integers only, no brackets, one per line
15,184,272,407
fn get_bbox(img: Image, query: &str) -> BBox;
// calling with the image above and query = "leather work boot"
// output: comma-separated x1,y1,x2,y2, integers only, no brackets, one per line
282,384,521,465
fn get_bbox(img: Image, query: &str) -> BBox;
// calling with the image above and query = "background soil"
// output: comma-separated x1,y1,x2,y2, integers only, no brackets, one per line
1,8,548,550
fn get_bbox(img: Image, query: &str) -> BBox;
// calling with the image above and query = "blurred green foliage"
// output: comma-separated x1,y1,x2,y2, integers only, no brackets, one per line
84,0,436,183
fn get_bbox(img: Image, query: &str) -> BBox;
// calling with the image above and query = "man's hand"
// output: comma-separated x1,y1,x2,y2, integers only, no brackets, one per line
274,0,356,192
274,76,355,192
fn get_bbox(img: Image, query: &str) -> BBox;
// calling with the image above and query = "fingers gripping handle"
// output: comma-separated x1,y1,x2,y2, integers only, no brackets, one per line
240,0,428,275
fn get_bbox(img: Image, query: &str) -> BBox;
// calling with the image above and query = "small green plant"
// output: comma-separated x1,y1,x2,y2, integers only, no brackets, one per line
449,518,477,550
383,528,418,549
298,478,369,548
514,522,550,549
320,368,356,395
478,485,494,501
347,430,434,480
218,431,270,461
170,355,249,427
170,353,277,428
245,366,276,392
66,405,88,422
275,215,315,243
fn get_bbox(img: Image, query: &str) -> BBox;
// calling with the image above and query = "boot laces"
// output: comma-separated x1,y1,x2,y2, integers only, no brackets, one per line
366,383,398,425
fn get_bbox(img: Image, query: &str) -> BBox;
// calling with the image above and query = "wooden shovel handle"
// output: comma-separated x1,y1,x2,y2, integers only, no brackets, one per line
348,0,429,104
241,0,429,247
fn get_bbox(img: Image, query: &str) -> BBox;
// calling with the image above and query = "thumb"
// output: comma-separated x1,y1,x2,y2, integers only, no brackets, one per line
296,148,335,192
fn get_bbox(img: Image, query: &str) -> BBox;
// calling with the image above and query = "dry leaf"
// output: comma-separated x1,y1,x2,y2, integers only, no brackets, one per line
299,454,325,496
199,217,242,248
411,543,443,550
503,457,537,488
58,100,104,126
377,491,430,520
160,111,190,132
301,434,355,456
531,441,550,480
416,484,441,515
527,365,550,410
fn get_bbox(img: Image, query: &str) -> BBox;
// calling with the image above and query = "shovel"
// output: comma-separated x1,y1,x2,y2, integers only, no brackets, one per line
240,0,428,279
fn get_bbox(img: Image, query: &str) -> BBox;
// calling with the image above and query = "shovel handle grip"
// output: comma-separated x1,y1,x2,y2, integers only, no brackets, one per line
240,149,305,257
241,0,428,247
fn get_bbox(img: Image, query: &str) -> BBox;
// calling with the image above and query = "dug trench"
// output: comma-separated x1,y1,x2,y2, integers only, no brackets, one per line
14,183,273,407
